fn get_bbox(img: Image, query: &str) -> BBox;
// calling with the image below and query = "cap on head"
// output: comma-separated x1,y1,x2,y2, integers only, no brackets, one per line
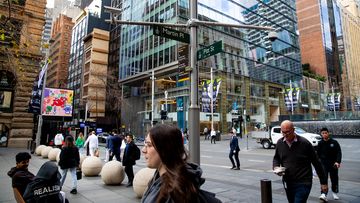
16,152,31,163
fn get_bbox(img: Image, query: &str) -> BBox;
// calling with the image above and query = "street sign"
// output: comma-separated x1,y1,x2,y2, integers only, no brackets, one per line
197,40,223,60
153,26,190,43
178,44,190,71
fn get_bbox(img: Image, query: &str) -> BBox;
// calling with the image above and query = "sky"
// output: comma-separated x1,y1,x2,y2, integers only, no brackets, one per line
46,0,54,8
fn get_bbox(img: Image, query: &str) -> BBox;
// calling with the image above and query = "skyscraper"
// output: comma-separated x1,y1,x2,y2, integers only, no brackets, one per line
110,0,302,135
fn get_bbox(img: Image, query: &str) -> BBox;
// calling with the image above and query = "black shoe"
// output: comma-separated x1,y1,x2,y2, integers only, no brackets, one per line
126,183,133,187
234,167,240,170
70,189,77,194
230,166,236,170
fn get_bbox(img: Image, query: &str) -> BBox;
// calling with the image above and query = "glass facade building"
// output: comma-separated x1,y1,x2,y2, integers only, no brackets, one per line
67,0,110,125
111,0,302,135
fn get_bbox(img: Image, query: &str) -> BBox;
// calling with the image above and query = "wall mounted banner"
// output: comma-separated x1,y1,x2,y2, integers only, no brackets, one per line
327,93,341,111
201,78,221,112
41,88,74,117
355,97,360,111
284,87,300,112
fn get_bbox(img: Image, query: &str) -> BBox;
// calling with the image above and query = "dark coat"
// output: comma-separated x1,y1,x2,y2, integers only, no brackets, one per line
8,167,35,196
141,163,221,203
317,138,342,166
108,135,122,154
122,141,137,166
230,136,240,152
23,161,64,203
59,146,80,169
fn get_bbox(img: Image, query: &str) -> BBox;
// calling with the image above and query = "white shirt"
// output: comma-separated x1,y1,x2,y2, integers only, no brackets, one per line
84,134,99,149
211,130,216,137
54,134,64,145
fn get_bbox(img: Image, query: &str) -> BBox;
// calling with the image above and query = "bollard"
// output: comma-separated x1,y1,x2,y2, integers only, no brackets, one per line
260,179,272,203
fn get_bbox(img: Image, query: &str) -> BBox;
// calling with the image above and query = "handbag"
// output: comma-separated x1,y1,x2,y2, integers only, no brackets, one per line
76,168,82,180
95,148,100,157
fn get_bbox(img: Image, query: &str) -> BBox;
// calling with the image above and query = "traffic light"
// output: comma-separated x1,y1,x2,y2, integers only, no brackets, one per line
160,110,167,120
246,115,250,122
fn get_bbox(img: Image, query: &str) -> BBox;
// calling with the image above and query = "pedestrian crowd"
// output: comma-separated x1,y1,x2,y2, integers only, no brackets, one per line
8,121,343,203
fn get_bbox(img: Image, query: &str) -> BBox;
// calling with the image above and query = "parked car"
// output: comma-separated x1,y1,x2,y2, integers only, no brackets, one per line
97,132,110,143
250,126,322,149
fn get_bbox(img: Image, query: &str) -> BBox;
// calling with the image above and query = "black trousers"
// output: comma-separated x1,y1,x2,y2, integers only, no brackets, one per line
211,136,216,144
109,152,121,162
322,163,339,193
125,165,134,183
229,150,240,168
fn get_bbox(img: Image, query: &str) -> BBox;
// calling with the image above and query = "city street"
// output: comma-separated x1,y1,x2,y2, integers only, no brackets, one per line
1,136,359,203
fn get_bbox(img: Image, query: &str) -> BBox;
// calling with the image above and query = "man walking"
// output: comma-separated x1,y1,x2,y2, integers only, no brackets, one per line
273,120,328,203
122,134,137,187
318,127,342,201
203,127,209,140
229,130,240,170
108,130,122,161
210,128,216,144
84,131,98,156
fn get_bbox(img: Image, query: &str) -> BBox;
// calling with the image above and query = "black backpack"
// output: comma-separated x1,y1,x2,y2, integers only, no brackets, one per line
134,145,141,160
198,189,222,203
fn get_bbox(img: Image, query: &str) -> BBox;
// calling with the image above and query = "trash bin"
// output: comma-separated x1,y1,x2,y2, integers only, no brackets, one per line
216,131,221,141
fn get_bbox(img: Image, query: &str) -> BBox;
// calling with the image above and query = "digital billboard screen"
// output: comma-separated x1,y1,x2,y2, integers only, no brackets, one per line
41,88,74,117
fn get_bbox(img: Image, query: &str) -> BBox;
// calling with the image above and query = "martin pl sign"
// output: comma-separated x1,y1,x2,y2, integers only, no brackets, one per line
153,26,190,43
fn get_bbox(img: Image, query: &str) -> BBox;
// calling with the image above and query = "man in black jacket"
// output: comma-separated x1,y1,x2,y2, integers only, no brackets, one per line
8,152,35,197
273,120,328,203
229,131,240,170
122,134,137,187
317,127,342,201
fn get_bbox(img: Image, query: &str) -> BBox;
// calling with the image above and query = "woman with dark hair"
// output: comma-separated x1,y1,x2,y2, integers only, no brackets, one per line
141,124,221,203
59,136,80,194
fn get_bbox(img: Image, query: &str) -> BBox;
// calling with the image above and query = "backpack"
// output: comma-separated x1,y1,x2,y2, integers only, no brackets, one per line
134,145,141,160
198,189,222,203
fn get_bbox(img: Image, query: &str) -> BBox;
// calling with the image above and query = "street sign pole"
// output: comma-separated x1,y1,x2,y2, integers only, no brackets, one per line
188,0,200,164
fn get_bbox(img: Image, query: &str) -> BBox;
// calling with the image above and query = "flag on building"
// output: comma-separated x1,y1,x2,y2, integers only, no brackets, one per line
28,62,49,114
284,87,300,112
201,78,222,112
327,93,341,111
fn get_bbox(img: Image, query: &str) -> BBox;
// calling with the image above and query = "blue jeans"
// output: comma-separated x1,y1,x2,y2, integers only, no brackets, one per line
284,182,312,203
60,167,77,190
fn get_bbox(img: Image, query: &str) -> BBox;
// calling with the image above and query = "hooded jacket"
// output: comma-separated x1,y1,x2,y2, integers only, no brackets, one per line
141,163,220,203
23,161,63,203
7,167,35,196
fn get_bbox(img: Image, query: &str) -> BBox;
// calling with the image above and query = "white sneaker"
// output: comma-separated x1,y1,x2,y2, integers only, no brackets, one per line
333,192,339,200
319,193,328,202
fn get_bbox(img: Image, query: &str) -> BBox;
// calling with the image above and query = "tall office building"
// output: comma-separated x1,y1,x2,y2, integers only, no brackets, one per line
110,0,301,135
297,0,360,111
46,14,74,88
337,0,360,111
67,0,109,126
242,0,302,84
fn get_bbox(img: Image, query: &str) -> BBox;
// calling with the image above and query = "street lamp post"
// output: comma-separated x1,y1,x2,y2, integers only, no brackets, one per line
151,70,155,127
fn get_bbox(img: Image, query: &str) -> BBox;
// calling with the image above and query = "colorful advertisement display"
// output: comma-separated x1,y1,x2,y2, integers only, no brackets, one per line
41,88,74,117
